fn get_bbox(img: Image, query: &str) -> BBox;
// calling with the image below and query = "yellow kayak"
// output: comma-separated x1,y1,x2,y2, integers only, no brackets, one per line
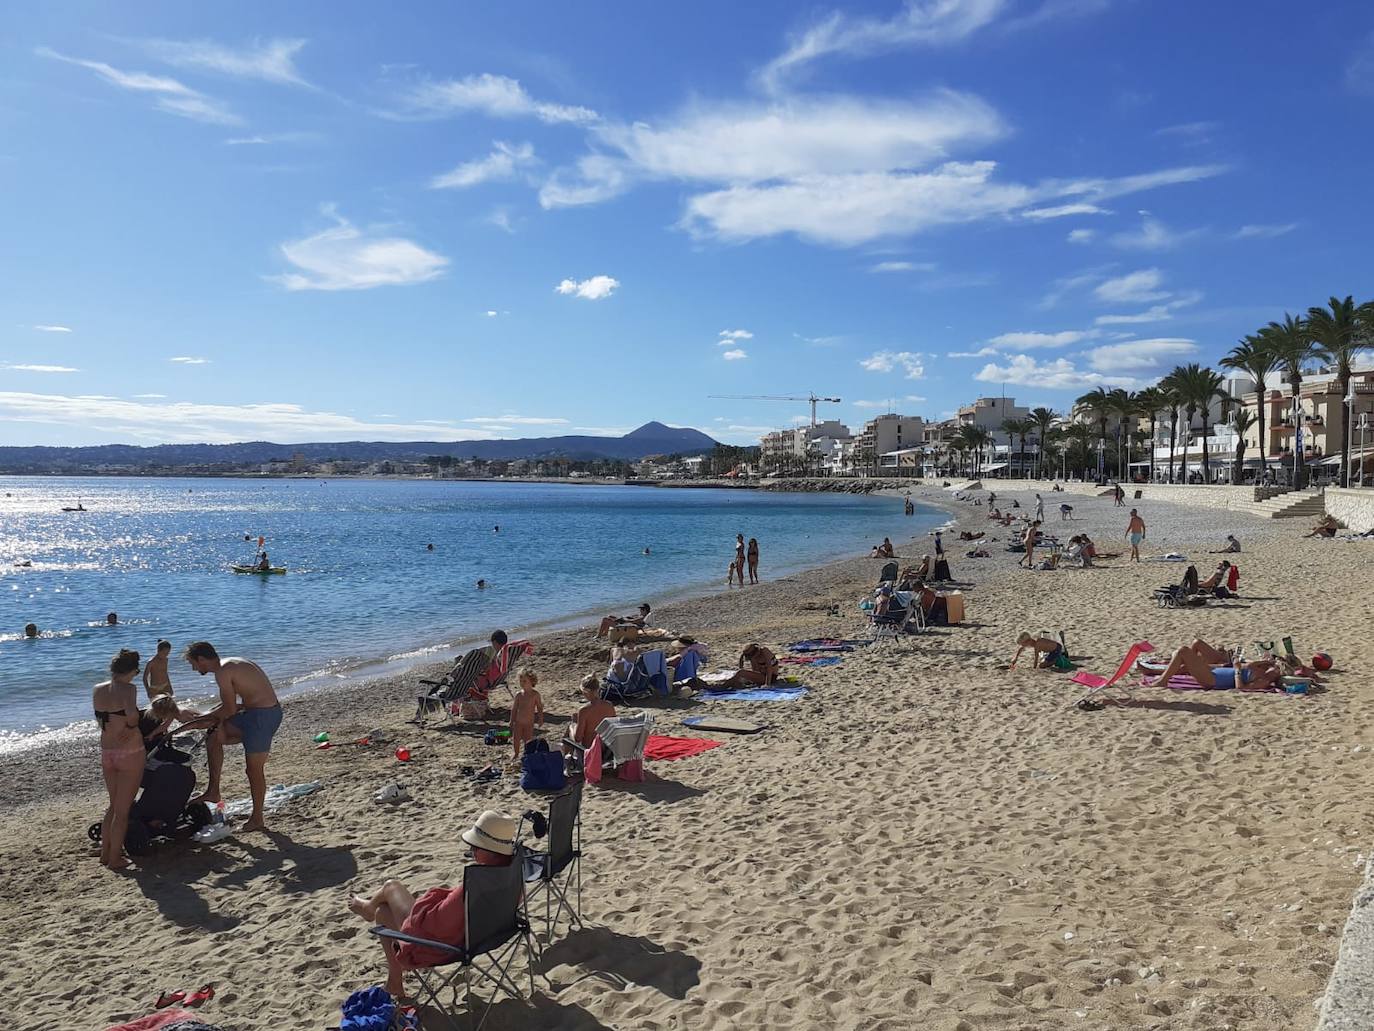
232,565,286,575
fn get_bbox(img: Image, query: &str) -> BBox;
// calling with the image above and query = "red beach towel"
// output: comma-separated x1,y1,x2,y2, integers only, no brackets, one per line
643,735,722,761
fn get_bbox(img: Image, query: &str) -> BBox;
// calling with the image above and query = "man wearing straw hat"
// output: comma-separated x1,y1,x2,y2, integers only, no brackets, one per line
347,811,517,997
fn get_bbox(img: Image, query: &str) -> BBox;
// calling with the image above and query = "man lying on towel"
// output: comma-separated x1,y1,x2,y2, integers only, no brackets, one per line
1148,639,1282,691
597,603,651,639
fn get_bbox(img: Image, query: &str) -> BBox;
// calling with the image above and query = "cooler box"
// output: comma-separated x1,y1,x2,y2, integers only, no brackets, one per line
942,590,965,624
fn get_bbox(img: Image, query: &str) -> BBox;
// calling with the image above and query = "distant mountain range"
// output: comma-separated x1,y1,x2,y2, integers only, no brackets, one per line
0,422,721,473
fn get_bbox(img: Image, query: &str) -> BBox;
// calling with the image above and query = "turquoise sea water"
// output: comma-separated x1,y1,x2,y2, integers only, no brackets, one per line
0,476,943,748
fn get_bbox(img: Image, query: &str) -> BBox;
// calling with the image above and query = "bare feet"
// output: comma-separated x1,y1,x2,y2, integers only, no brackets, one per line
241,818,267,833
107,859,131,871
348,895,376,920
190,791,221,806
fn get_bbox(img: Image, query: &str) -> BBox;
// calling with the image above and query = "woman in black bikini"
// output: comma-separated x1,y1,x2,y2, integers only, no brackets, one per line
94,649,144,870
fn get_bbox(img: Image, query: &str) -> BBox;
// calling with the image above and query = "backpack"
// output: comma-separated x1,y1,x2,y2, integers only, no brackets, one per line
520,739,566,792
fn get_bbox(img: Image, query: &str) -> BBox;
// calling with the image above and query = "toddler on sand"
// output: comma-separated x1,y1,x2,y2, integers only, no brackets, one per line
509,667,545,759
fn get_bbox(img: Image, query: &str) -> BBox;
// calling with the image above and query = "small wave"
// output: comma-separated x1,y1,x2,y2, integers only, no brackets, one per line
0,719,94,757
0,628,76,643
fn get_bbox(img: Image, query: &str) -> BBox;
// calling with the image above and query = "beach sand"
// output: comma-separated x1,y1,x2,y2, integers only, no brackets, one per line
3,485,1372,1030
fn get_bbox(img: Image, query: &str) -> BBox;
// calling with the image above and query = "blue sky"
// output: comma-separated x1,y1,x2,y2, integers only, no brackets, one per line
3,0,1373,447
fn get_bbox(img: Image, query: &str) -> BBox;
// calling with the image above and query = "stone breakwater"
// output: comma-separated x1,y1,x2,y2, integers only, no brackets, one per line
655,477,911,494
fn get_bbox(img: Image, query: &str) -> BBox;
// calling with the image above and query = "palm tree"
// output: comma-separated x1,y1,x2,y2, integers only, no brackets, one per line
1307,295,1369,488
1107,388,1135,480
1158,370,1186,483
1262,313,1319,487
1133,386,1166,483
1064,423,1095,479
1169,363,1227,484
1220,333,1279,482
1231,407,1256,484
1074,387,1114,481
1000,417,1034,480
1029,407,1056,478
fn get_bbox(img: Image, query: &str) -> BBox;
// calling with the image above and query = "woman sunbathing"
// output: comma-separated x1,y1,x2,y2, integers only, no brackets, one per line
1304,516,1339,538
723,644,778,687
1147,643,1282,691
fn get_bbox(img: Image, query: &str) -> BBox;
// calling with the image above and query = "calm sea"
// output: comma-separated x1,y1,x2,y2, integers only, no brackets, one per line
1,476,942,749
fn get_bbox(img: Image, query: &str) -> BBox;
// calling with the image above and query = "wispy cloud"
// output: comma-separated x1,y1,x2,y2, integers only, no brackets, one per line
1233,222,1298,240
1346,33,1374,97
1086,337,1196,372
32,324,72,333
458,415,569,425
555,275,619,300
1093,268,1169,304
141,37,312,88
1109,212,1205,251
869,260,937,272
169,356,211,365
431,141,535,189
987,330,1094,349
975,353,1142,390
271,206,448,291
1020,202,1108,220
0,392,504,444
1066,228,1096,244
1093,291,1201,325
223,132,319,146
1,363,79,373
395,73,598,124
721,349,749,361
37,47,241,125
758,0,1008,93
718,329,753,345
859,350,925,379
1156,120,1219,144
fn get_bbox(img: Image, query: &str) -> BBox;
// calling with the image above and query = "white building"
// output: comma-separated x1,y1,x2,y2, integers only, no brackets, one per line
856,414,925,475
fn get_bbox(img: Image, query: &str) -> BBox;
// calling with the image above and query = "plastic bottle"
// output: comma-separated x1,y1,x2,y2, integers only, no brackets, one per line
213,801,226,826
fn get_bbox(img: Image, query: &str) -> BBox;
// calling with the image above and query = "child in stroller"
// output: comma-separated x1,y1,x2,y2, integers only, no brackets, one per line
88,699,213,856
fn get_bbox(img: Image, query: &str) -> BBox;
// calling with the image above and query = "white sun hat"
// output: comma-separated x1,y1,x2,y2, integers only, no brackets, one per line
461,810,517,856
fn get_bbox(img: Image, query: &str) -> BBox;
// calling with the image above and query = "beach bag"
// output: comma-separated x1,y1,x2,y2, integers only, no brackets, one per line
1053,652,1075,671
340,987,394,1031
520,739,566,792
932,558,952,582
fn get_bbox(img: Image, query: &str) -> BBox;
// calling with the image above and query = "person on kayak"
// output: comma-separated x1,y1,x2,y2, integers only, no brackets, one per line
257,551,271,572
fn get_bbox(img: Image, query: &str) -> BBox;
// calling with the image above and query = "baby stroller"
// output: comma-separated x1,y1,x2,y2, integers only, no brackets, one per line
88,723,212,855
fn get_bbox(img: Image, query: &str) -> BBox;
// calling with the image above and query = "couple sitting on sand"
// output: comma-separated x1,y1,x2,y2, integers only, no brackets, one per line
1148,639,1283,691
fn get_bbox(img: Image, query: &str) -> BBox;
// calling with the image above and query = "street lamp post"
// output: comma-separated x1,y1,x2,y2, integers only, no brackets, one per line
1346,391,1357,491
1360,413,1370,488
1292,395,1302,488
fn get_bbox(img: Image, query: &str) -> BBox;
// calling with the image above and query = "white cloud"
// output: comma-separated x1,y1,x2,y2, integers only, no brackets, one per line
397,73,598,124
947,347,998,358
1157,120,1219,140
1,363,79,373
718,329,753,345
1067,228,1096,244
794,333,847,346
555,275,619,300
1094,306,1172,325
458,415,569,425
1093,268,1168,304
853,399,895,408
869,260,937,272
0,392,505,444
905,394,928,402
721,349,748,360
32,324,72,333
1233,222,1298,239
1020,202,1108,220
1109,212,1204,251
859,350,925,379
572,425,635,436
538,154,631,209
169,356,211,364
142,37,312,88
1087,337,1196,372
223,132,319,146
272,207,448,291
430,141,535,189
986,330,1093,349
974,353,1141,390
37,47,241,125
486,208,518,233
133,393,166,399
758,0,1008,92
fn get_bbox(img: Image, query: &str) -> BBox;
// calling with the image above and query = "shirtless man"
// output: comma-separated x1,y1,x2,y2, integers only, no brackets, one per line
1125,508,1146,563
143,639,174,699
182,641,282,832
563,675,617,758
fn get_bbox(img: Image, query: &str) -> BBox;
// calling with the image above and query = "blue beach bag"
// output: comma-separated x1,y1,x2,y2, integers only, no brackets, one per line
520,739,566,792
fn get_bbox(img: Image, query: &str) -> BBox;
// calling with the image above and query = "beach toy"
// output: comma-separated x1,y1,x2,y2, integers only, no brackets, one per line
394,746,411,762
1312,652,1333,671
313,732,330,743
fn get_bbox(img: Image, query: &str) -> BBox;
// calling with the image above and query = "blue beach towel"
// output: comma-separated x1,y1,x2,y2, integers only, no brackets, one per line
788,638,868,653
700,687,807,702
673,649,703,682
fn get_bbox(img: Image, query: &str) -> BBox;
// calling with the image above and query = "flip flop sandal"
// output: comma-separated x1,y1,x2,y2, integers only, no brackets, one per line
459,765,476,777
155,990,186,1009
184,984,215,1007
1076,699,1104,712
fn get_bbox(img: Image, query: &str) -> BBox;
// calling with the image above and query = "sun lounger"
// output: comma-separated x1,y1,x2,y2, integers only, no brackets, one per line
370,847,535,1031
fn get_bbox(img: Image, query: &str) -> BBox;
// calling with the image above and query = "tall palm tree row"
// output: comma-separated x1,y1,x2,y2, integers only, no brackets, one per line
1029,407,1057,478
1073,387,1115,479
1306,296,1367,488
1219,333,1279,481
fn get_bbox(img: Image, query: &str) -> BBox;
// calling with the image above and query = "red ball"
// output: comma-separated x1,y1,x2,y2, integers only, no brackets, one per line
1312,653,1333,671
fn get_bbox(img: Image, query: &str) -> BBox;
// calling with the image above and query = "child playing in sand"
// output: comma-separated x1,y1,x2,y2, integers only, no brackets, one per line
508,667,544,760
1011,631,1066,670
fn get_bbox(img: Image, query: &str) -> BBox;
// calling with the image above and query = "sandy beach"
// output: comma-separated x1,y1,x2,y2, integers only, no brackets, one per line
4,484,1372,1031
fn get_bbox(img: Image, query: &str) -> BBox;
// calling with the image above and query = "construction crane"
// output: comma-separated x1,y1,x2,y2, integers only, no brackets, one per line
707,393,842,427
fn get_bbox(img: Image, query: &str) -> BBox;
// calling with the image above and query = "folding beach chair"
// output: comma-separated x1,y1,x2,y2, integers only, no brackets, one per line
869,591,920,643
601,656,656,702
521,783,584,943
413,648,490,725
574,712,654,783
371,846,535,1031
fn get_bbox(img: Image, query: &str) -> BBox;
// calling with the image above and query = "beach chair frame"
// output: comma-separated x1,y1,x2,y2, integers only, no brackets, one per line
521,783,584,945
600,657,655,702
869,592,920,643
597,713,654,773
413,648,490,725
371,846,534,1031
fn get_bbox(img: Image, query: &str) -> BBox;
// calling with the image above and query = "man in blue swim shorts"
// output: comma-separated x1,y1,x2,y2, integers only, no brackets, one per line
181,641,283,832
1148,640,1283,692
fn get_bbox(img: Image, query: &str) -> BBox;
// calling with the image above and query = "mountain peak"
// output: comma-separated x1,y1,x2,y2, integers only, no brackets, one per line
622,421,674,439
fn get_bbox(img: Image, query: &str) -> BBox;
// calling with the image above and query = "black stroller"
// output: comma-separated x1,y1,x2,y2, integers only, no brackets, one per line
88,720,212,855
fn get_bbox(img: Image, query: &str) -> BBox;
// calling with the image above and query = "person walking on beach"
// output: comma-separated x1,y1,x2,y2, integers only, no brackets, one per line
143,639,174,699
94,648,144,870
1034,493,1044,522
1114,482,1126,507
1126,508,1147,563
182,642,282,833
746,537,759,584
1019,521,1040,569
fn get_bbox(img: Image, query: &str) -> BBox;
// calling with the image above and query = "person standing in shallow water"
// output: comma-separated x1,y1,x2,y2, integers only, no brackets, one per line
746,538,759,584
734,534,746,581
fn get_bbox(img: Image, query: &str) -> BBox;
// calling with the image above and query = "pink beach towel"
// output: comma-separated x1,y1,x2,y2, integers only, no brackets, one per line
105,1010,205,1031
643,735,722,761
582,736,644,783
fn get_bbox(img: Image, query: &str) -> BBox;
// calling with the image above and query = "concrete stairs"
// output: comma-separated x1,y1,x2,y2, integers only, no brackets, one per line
1228,487,1327,519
